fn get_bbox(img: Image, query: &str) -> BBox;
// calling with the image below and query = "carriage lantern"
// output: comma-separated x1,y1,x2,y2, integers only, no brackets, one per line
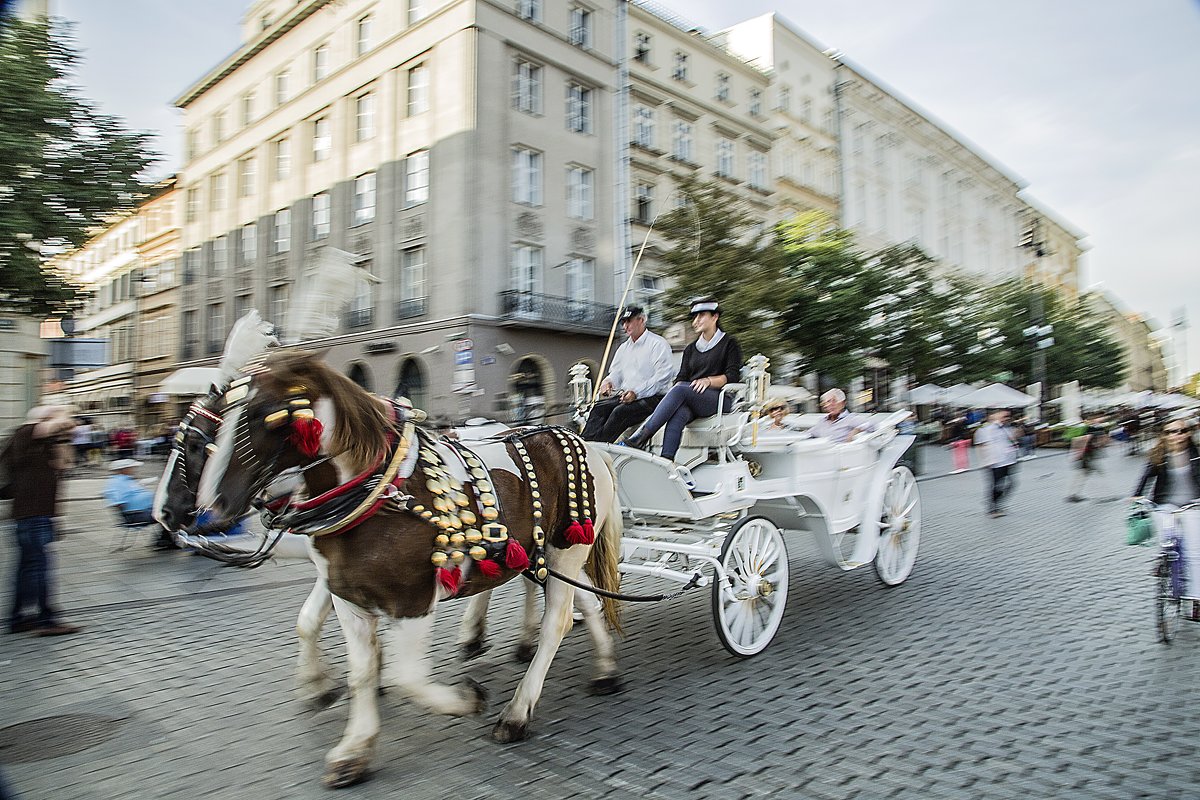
569,362,594,428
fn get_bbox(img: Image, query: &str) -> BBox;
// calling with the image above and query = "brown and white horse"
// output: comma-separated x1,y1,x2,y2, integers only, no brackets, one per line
196,350,623,788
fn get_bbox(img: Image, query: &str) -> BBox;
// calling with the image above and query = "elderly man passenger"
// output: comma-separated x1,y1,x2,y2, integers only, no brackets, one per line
807,388,873,443
582,305,674,443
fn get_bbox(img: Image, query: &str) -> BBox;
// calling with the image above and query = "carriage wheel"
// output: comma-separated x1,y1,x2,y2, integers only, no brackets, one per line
1156,562,1182,644
711,516,789,658
873,466,921,586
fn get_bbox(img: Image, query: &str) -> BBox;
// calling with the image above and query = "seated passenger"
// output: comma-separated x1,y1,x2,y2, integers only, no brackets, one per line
807,388,873,443
105,458,178,549
621,297,743,461
757,398,796,433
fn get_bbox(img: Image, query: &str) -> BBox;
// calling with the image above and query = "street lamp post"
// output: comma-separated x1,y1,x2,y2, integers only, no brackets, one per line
1020,217,1052,404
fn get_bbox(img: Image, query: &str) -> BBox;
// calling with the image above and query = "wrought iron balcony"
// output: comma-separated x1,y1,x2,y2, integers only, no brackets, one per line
498,291,617,334
344,307,374,330
395,297,427,321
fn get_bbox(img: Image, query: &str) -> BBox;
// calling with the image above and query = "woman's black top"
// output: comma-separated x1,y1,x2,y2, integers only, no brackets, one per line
675,332,743,385
1134,442,1200,504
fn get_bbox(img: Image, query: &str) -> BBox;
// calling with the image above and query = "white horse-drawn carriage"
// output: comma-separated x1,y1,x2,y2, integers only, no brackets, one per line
572,355,922,657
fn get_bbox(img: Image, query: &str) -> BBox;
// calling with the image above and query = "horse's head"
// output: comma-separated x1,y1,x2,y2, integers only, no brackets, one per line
196,351,393,530
153,388,223,532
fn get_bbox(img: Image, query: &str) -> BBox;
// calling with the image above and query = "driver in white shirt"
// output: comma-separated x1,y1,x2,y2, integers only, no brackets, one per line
582,305,674,443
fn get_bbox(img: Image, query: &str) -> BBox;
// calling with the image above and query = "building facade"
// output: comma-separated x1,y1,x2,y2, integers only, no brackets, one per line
1084,291,1169,392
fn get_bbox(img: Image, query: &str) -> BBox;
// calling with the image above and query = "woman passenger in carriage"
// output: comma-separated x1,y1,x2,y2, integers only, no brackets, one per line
621,298,743,461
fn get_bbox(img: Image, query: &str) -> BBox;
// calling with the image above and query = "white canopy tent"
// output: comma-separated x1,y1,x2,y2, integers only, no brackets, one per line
942,383,977,404
908,383,946,405
160,367,223,397
953,383,1039,409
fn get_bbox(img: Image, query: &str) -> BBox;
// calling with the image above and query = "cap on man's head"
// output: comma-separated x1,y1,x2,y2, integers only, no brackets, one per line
689,298,720,317
619,305,644,322
110,458,143,471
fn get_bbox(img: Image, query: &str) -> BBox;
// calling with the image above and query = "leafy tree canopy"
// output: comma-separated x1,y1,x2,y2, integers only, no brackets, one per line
0,17,157,316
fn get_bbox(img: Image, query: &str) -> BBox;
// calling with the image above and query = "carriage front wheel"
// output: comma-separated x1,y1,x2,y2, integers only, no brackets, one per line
873,466,921,586
712,516,789,658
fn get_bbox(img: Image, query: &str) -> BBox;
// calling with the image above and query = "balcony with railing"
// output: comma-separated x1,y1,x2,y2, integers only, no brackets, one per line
498,291,617,335
344,307,374,330
395,297,427,321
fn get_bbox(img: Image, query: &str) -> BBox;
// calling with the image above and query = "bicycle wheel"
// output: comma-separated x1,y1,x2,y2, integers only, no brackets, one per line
1156,560,1182,644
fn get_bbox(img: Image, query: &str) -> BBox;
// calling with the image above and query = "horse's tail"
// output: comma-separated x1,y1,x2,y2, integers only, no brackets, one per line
585,447,623,634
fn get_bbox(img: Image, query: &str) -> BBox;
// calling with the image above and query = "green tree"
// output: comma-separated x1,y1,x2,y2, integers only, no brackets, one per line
0,18,156,316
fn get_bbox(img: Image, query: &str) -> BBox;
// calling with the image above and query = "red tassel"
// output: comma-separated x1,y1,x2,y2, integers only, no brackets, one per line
290,416,324,457
477,559,501,578
436,566,461,595
565,519,588,545
505,539,530,570
582,518,595,543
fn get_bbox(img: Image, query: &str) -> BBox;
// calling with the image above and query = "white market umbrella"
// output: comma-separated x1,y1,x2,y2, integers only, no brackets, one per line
954,383,1038,409
942,383,977,404
909,383,946,405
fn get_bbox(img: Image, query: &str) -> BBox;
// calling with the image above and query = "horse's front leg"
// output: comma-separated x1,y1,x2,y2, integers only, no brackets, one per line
295,575,340,709
456,589,493,660
383,610,488,714
492,548,587,743
572,571,622,695
514,578,540,663
323,596,381,790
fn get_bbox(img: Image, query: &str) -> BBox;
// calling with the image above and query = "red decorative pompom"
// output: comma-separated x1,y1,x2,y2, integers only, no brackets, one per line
582,518,595,543
505,539,530,570
436,566,461,595
565,519,589,545
290,416,324,458
477,559,501,578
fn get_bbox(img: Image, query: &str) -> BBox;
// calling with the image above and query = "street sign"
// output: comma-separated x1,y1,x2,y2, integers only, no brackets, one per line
48,338,109,368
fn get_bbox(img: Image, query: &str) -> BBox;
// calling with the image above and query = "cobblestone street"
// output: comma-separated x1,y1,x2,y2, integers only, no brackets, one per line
2,447,1198,799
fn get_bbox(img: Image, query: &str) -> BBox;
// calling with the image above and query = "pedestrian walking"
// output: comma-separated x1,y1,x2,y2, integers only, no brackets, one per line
974,409,1018,517
1066,414,1107,502
947,415,971,473
1,405,83,636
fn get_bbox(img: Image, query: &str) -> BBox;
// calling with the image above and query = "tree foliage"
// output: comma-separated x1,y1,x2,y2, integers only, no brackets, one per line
0,18,156,316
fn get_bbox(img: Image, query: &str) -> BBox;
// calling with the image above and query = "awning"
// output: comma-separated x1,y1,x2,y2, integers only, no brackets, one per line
160,367,223,396
953,383,1038,409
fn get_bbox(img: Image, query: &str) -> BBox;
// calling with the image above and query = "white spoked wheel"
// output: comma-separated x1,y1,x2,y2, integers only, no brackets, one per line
712,516,789,658
873,466,921,586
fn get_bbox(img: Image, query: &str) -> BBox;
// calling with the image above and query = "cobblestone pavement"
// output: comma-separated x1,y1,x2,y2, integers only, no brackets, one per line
2,448,1197,799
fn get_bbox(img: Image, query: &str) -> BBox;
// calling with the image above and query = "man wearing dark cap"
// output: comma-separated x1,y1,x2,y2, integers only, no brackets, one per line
582,305,674,442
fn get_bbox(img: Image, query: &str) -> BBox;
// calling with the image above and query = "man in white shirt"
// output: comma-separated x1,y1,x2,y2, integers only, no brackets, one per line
974,409,1018,517
807,388,873,443
582,306,674,443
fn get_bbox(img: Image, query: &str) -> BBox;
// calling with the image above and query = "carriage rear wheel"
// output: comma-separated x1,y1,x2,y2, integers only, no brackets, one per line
712,516,789,658
1156,561,1182,644
873,466,921,586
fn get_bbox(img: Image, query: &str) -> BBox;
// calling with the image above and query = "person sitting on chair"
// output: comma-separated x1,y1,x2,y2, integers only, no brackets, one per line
104,459,175,549
582,305,674,443
757,398,796,433
807,388,873,443
621,298,743,461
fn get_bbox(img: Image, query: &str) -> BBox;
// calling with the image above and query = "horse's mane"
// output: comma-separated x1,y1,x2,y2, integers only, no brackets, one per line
264,351,394,473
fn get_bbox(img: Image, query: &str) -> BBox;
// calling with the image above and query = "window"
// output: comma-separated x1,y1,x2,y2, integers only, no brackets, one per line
355,14,373,56
312,42,329,83
800,96,812,123
778,85,790,113
634,182,653,224
634,32,651,64
186,128,199,161
566,165,593,220
183,310,198,354
353,172,376,225
407,65,429,116
671,119,693,162
241,222,257,263
212,111,226,146
408,0,426,25
270,286,288,335
311,192,330,240
565,257,594,304
569,6,591,48
404,150,429,206
240,91,255,127
273,137,290,181
183,248,200,283
749,88,762,117
185,187,200,223
238,156,256,198
212,236,227,273
672,51,688,82
566,82,592,133
206,304,225,353
633,105,654,149
355,93,375,141
274,69,289,107
510,244,542,293
715,73,730,103
716,139,734,178
517,0,541,22
209,172,226,212
348,277,373,327
511,146,541,205
401,248,426,302
274,208,291,253
513,59,542,115
312,117,331,162
748,151,767,190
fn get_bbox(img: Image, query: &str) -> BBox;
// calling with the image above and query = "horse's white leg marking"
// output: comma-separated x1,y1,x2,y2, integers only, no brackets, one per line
457,590,492,651
381,611,485,715
296,543,336,704
197,401,243,509
571,571,619,683
325,595,381,769
515,578,541,661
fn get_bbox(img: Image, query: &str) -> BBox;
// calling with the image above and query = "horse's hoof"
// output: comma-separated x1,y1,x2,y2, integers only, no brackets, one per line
465,678,489,713
322,758,372,789
514,642,536,663
307,686,345,711
491,719,530,744
589,675,624,696
460,640,491,661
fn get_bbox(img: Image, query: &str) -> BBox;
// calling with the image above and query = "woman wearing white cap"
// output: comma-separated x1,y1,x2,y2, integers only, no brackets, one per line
621,298,743,460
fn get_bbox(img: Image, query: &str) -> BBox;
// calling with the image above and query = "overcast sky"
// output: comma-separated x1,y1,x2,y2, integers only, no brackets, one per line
55,0,1200,380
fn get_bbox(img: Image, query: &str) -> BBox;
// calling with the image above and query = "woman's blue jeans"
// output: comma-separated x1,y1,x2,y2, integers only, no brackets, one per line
630,383,731,460
9,516,57,627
